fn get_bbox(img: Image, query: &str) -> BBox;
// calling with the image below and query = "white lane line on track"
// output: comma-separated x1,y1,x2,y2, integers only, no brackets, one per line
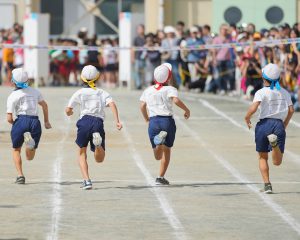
184,96,300,164
184,93,300,128
46,117,70,240
122,124,188,240
175,116,300,236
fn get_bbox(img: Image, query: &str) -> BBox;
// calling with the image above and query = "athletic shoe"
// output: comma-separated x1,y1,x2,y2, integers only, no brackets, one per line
15,176,25,184
260,183,273,194
81,179,92,190
155,177,170,185
154,131,168,146
92,132,102,148
267,134,278,148
23,132,35,150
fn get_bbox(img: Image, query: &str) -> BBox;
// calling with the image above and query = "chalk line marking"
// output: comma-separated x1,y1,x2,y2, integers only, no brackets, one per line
183,95,300,164
175,116,300,236
122,124,188,240
46,116,70,240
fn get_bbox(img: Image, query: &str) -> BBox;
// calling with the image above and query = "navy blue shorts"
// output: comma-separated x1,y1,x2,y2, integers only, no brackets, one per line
76,115,105,152
148,116,176,149
255,118,286,153
11,115,42,149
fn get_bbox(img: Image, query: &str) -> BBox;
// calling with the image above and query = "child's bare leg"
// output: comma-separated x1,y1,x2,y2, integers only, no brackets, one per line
159,146,171,177
153,145,164,160
26,148,36,161
272,146,283,166
94,147,105,163
78,147,90,180
13,148,24,176
259,152,270,183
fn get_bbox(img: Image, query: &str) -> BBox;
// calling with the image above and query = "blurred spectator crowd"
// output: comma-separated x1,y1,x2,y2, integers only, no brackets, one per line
1,21,300,110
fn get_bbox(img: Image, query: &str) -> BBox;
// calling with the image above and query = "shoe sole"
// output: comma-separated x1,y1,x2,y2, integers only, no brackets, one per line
92,132,102,147
16,181,25,184
24,132,35,150
267,134,278,147
82,185,92,190
154,131,168,145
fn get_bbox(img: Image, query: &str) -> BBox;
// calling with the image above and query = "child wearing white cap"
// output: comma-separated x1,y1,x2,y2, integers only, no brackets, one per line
65,65,122,190
6,68,52,184
140,63,190,185
245,63,294,193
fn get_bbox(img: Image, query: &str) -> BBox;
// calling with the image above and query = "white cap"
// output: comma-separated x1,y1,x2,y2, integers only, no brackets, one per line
81,65,99,80
190,26,198,33
262,63,280,81
154,63,172,84
12,68,28,83
164,26,176,34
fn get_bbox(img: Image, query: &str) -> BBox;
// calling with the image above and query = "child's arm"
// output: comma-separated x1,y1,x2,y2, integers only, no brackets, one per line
39,100,52,129
284,105,295,129
172,97,190,119
244,102,260,129
140,101,149,122
65,107,74,116
108,102,122,130
6,113,14,124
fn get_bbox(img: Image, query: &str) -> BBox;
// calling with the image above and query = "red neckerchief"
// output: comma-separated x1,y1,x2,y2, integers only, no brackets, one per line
154,68,172,90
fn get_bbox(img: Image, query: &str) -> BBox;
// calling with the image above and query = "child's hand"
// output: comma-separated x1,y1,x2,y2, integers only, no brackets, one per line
65,107,73,116
45,122,52,129
245,117,252,129
184,110,190,119
116,122,123,130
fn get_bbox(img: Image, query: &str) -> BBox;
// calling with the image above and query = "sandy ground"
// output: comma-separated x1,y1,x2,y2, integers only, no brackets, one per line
0,87,300,240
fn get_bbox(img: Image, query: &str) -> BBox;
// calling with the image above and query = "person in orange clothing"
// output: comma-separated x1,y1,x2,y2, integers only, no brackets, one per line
2,36,14,84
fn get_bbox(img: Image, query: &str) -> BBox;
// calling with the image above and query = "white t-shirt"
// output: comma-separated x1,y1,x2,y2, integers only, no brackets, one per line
67,88,113,119
7,87,44,116
253,87,293,121
140,86,178,117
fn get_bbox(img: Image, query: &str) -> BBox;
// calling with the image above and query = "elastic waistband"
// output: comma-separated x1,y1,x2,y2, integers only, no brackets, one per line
17,115,39,119
259,118,283,122
150,115,173,119
82,115,103,122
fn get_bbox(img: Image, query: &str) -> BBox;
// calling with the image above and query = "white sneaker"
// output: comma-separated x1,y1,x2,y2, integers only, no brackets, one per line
267,134,278,148
92,132,102,147
154,131,168,146
23,132,35,150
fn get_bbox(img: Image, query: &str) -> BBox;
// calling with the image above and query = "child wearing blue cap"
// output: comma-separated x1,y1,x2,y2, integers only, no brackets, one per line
244,63,294,193
140,63,190,185
65,65,122,190
6,68,52,184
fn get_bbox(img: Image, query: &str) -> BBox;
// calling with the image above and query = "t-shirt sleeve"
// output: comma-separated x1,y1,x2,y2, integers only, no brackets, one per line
7,94,16,114
253,90,262,102
67,91,81,108
37,90,44,103
103,91,114,106
140,90,146,102
285,91,293,106
167,87,178,98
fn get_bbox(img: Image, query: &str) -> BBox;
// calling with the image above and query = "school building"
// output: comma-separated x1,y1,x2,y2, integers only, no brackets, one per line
1,0,300,35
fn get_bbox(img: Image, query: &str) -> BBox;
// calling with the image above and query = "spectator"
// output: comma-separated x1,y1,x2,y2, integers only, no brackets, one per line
161,26,181,87
212,24,233,95
141,33,161,86
133,24,146,89
103,38,118,88
186,26,206,84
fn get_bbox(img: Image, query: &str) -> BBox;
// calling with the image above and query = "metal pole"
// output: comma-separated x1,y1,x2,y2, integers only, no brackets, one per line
118,0,122,16
158,0,164,29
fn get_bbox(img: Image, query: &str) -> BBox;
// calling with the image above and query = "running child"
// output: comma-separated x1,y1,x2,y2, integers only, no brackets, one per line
65,65,122,190
6,68,52,184
244,63,294,193
140,63,190,185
